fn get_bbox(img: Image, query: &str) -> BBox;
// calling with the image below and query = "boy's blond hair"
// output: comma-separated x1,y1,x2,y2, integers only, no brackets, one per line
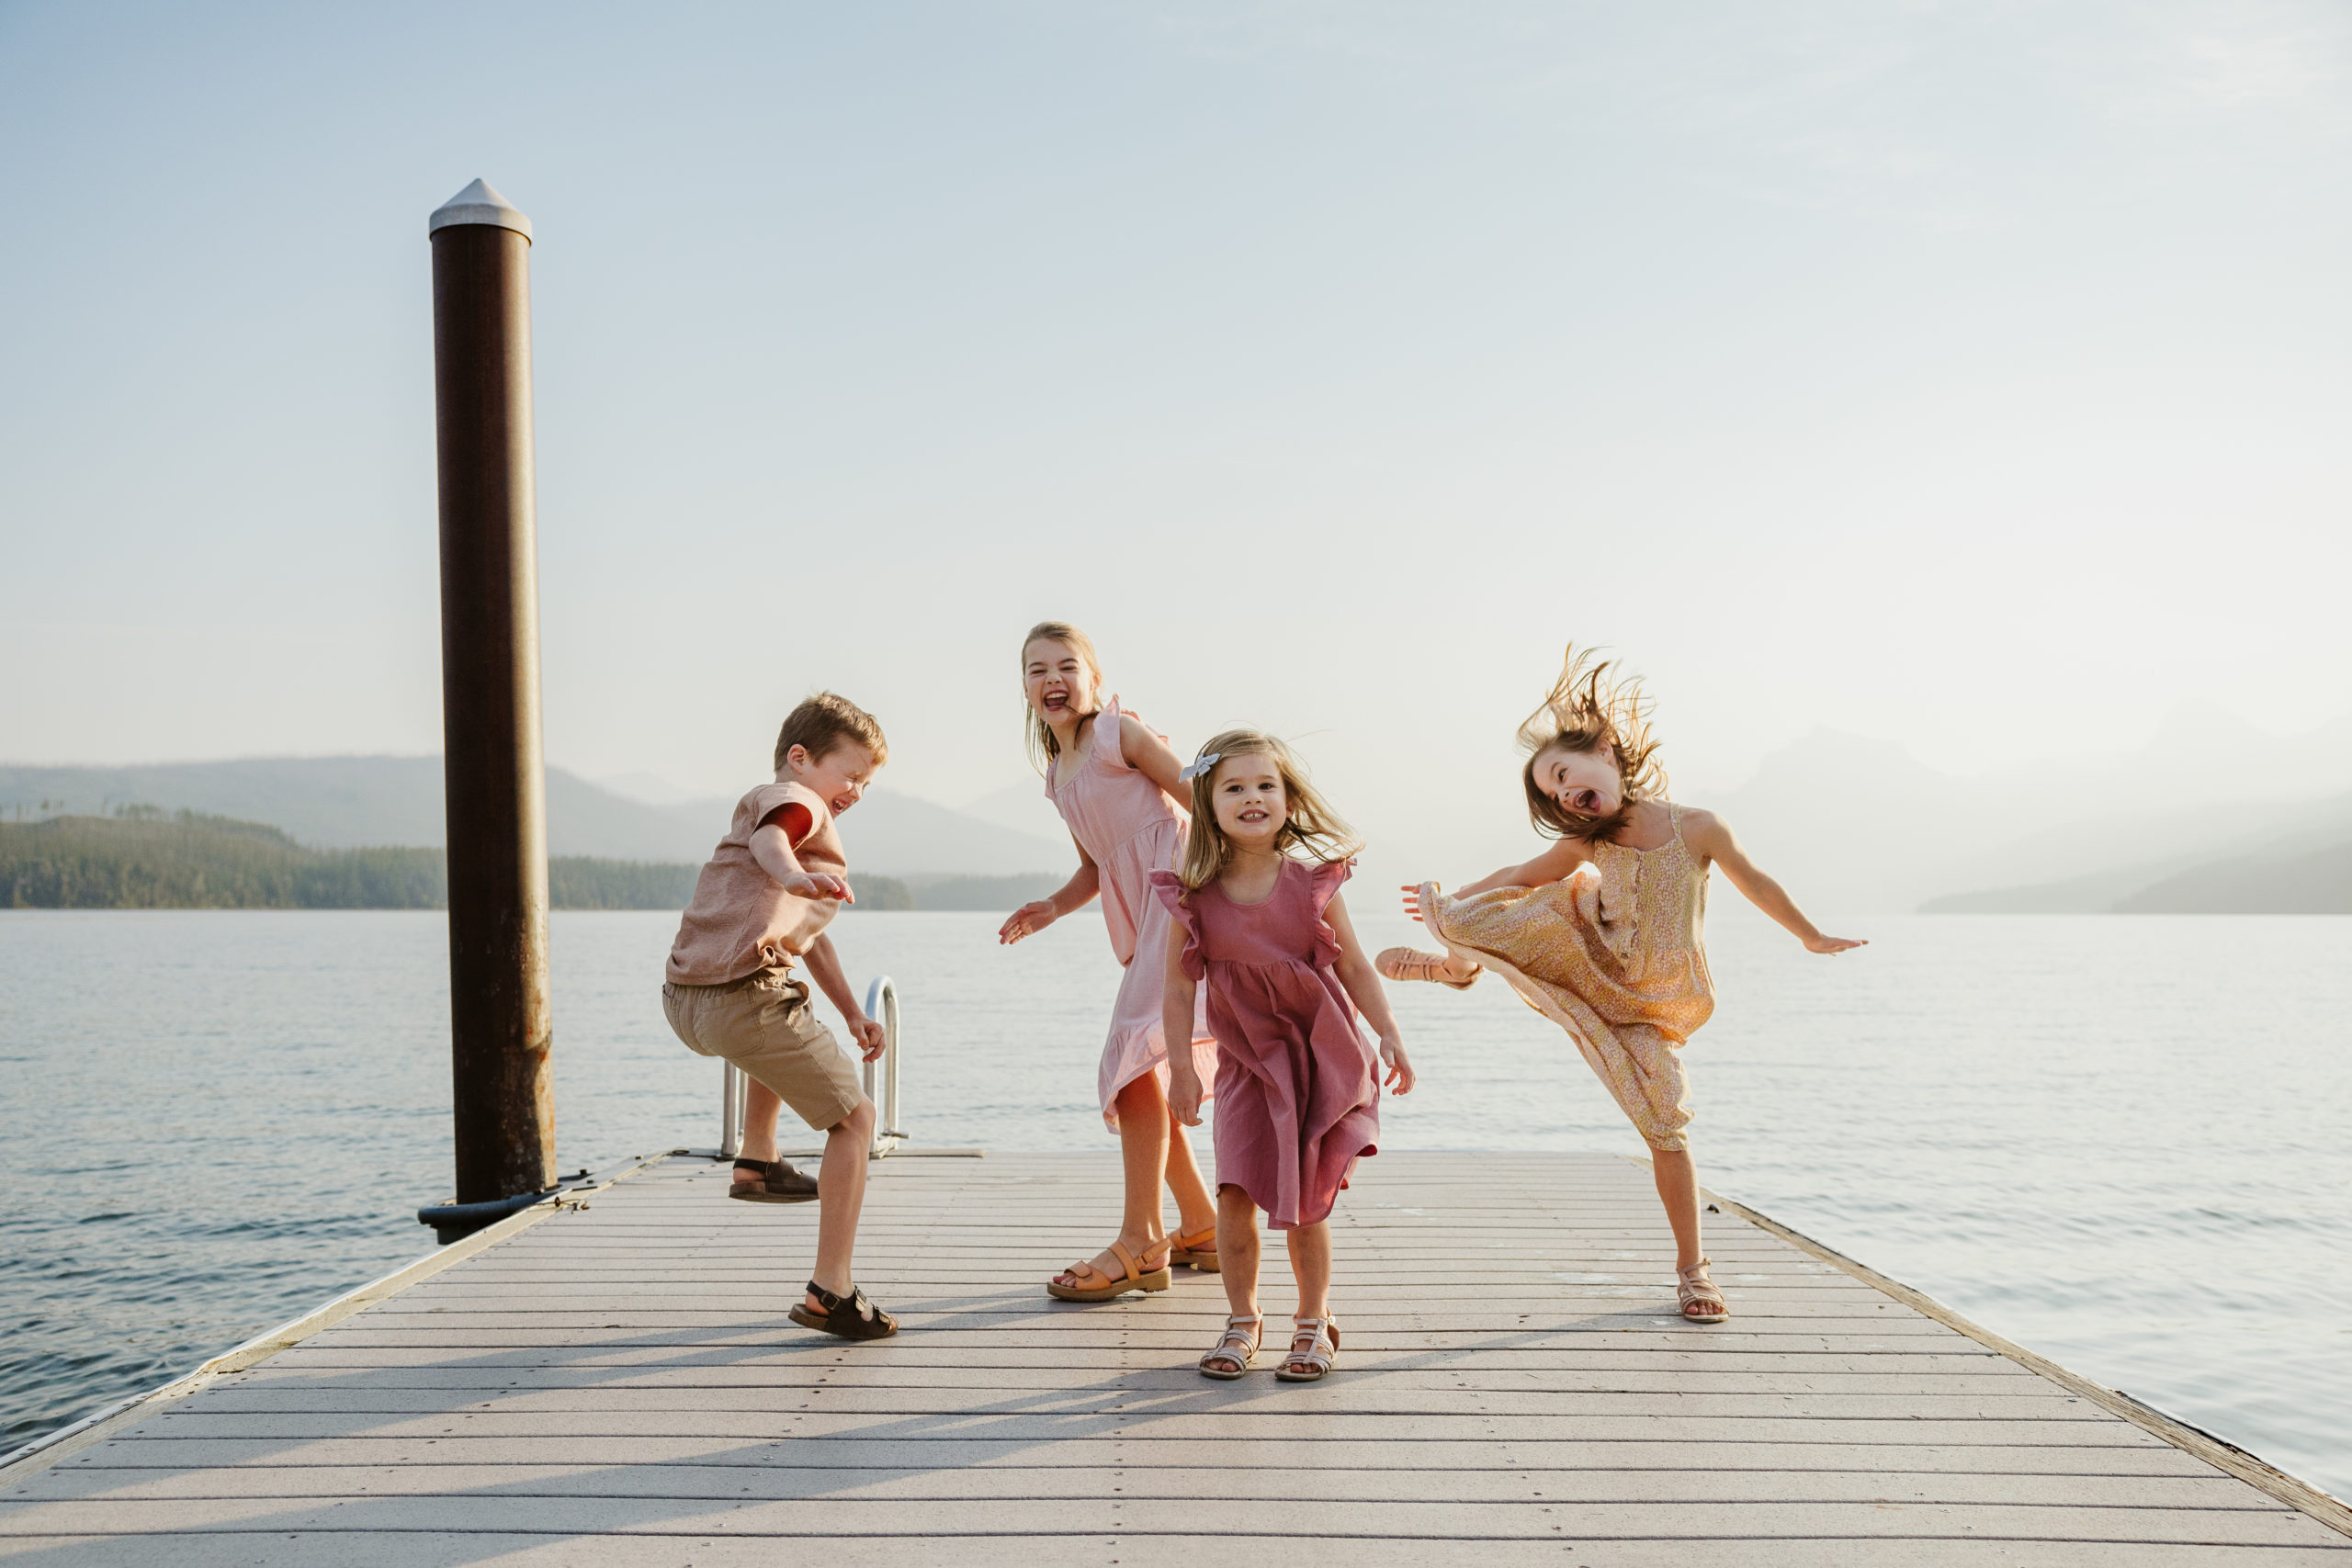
1018,620,1105,773
774,692,888,772
1176,728,1360,890
1518,645,1665,840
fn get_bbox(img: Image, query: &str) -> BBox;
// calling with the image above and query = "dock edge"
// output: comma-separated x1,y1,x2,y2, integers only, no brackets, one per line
0,1148,680,1483
1700,1173,2352,1540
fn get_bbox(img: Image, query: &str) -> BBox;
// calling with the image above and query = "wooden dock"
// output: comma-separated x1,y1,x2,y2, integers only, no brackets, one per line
5,1150,2346,1564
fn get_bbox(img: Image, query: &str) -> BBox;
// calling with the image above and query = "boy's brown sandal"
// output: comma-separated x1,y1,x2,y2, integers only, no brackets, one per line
730,1157,819,1203
789,1280,898,1340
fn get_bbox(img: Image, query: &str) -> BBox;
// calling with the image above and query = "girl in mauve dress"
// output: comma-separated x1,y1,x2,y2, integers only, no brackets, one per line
1155,729,1412,1383
1381,645,1864,1324
998,622,1223,1303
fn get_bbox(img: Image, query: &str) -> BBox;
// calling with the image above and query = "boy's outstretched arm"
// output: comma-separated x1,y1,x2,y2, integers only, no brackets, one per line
1681,809,1866,954
749,805,852,903
803,934,887,1060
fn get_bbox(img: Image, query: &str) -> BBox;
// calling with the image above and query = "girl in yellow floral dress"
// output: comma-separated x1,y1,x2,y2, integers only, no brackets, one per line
1382,646,1865,1322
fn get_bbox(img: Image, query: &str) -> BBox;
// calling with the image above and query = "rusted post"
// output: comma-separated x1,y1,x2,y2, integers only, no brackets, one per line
427,178,554,1213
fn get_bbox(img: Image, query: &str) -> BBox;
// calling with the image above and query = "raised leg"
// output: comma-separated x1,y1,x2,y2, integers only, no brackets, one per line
739,1078,783,1163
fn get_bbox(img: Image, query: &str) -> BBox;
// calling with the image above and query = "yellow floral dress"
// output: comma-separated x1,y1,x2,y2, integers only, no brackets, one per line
1417,803,1712,1151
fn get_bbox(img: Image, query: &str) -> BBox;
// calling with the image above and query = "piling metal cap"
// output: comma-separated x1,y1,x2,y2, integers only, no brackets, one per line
428,178,533,242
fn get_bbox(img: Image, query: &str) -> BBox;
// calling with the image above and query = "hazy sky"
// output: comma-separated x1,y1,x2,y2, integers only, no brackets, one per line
6,2,2349,872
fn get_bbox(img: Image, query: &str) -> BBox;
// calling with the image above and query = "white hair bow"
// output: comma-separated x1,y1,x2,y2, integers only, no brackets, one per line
1177,752,1222,783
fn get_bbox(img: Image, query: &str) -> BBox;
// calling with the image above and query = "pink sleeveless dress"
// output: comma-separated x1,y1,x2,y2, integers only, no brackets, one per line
1044,697,1219,1131
1151,858,1379,1229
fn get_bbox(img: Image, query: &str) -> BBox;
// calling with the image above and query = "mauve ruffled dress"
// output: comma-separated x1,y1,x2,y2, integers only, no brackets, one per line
1044,697,1219,1131
1151,858,1379,1229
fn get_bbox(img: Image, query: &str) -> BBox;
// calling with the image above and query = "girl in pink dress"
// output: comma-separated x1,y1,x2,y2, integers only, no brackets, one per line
1155,728,1413,1383
998,622,1223,1302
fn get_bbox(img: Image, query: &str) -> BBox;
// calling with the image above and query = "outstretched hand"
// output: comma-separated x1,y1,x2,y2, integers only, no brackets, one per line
998,899,1057,945
783,872,853,903
1804,934,1867,954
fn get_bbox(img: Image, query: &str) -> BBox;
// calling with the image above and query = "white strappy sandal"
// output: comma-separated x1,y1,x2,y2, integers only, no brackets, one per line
1275,1316,1340,1382
1677,1258,1729,1323
1199,1314,1262,1380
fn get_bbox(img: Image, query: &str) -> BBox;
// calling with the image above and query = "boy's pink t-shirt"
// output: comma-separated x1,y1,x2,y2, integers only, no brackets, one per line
664,780,848,986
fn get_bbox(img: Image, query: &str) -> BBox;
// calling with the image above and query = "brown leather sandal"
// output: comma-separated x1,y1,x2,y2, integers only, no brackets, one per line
1375,947,1482,990
1046,1239,1172,1303
787,1280,897,1340
729,1156,819,1203
1168,1224,1219,1272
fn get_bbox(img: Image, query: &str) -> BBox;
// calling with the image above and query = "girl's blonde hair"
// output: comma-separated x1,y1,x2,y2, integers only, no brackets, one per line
1177,728,1362,889
1518,644,1668,840
1018,620,1105,773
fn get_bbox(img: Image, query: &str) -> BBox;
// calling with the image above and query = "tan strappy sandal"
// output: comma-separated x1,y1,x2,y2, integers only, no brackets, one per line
1274,1316,1340,1382
1046,1239,1172,1303
1375,947,1482,990
1168,1223,1220,1272
1677,1258,1729,1323
1198,1314,1261,1380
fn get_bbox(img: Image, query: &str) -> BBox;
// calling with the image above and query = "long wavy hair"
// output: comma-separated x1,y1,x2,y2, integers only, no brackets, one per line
1019,620,1105,773
1518,644,1668,841
1176,728,1361,890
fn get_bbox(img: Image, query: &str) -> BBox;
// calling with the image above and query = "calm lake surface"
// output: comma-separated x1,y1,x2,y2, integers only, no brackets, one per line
2,907,2346,1499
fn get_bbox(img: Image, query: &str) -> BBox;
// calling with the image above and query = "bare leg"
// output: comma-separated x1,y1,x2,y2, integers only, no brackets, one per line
1285,1221,1332,1320
1216,1185,1261,1318
1649,1145,1703,1271
1055,1073,1177,1287
807,1097,876,1310
739,1079,782,1163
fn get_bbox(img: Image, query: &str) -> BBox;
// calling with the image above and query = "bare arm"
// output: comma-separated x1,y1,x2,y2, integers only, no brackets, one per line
1324,890,1414,1093
1118,713,1192,807
1161,919,1206,1125
998,835,1102,944
1403,836,1589,921
1681,809,1865,954
802,933,886,1059
749,814,853,904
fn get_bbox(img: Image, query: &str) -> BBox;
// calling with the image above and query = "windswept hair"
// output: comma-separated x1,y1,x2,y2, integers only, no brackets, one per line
1518,645,1666,841
1018,620,1105,773
1177,728,1362,890
775,691,888,771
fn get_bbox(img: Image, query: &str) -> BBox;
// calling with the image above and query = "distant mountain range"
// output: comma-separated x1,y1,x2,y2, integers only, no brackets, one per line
0,758,1069,878
1705,710,2352,914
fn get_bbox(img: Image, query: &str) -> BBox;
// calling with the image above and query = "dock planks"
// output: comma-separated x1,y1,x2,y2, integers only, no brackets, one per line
4,1151,2346,1565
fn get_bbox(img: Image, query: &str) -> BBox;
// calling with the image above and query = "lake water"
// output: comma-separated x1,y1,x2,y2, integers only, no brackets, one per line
2,907,2347,1502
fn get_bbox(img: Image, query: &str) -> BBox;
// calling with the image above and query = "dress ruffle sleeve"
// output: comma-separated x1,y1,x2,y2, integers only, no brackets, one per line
1148,867,1204,980
1306,857,1354,969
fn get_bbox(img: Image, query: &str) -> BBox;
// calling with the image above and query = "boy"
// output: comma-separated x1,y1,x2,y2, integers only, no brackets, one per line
662,691,897,1339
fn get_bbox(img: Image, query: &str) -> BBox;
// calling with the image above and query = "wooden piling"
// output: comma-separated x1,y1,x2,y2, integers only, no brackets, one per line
426,179,554,1210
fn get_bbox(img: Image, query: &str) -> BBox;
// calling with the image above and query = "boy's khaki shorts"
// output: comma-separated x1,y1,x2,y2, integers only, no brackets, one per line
662,969,865,1133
